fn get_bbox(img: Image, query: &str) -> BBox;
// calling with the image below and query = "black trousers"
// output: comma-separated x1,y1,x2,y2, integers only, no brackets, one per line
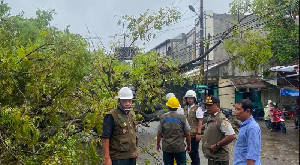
112,158,136,165
208,159,229,165
188,137,200,165
163,151,187,165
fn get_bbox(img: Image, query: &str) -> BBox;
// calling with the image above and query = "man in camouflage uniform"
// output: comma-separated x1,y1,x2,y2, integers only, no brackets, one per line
202,96,236,165
157,96,191,165
101,87,138,165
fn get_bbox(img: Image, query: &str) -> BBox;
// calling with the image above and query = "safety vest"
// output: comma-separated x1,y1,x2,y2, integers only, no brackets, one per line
109,108,137,160
184,104,199,137
202,112,230,161
160,111,187,153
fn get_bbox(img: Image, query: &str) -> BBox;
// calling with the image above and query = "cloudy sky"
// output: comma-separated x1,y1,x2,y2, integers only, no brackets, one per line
7,0,233,52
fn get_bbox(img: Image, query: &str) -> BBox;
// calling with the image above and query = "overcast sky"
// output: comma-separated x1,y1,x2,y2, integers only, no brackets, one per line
7,0,233,52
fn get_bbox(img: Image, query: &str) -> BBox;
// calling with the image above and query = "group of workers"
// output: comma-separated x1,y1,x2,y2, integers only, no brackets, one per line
101,87,261,165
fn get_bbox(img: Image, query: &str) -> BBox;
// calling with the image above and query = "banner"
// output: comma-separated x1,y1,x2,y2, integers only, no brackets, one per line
280,88,299,97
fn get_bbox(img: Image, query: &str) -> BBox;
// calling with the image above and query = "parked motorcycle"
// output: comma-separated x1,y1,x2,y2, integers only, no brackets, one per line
221,108,232,118
252,106,264,119
265,105,286,133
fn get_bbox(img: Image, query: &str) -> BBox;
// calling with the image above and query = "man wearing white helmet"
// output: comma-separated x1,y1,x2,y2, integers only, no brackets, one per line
101,87,138,165
183,90,204,165
166,93,184,115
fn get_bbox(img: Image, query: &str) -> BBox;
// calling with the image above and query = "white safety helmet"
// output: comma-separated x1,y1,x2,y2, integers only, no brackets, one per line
118,87,133,99
166,93,175,101
184,90,197,99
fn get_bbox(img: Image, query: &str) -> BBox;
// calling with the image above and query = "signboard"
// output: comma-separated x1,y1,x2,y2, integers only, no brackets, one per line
196,85,207,89
195,84,207,94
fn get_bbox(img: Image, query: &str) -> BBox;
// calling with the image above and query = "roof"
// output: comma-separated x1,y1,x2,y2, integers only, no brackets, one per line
153,38,183,50
231,78,266,89
185,57,232,76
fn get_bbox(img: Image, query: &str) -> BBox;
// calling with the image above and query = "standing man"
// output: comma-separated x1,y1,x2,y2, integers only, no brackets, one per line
202,96,236,165
157,96,191,165
234,99,261,165
101,87,138,165
183,90,204,165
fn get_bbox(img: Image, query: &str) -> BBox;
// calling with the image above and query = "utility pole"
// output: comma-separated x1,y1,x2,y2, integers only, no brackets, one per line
123,22,126,47
199,0,205,85
205,33,211,97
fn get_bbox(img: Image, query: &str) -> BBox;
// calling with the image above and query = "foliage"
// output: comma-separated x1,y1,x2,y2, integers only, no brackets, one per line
224,30,272,71
116,7,181,47
0,2,187,164
225,0,299,71
131,51,190,112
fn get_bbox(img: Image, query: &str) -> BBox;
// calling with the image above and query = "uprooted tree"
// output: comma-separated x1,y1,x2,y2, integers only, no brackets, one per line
0,2,194,164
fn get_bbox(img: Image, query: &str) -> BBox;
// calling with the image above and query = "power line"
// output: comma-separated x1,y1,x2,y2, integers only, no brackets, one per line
179,1,299,69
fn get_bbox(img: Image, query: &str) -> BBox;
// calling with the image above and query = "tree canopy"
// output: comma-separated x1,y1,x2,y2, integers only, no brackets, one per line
0,2,189,164
224,0,299,71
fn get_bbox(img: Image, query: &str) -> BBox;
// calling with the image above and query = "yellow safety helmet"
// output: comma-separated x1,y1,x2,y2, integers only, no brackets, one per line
166,96,180,109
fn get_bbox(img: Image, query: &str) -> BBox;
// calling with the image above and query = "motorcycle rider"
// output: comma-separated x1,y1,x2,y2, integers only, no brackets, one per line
269,102,286,133
264,100,272,128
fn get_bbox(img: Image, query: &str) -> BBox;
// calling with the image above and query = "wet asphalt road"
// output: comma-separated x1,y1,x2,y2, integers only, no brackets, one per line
136,119,299,165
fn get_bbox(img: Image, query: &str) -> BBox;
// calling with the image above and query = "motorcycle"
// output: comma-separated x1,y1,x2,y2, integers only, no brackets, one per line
221,108,232,118
265,106,286,133
252,107,264,120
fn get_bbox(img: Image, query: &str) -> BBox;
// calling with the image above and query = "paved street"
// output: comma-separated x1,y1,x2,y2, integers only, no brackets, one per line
137,119,299,165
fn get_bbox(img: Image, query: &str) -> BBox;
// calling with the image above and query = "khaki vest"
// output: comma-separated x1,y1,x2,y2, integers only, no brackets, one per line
184,104,199,137
109,108,137,160
160,112,187,153
202,112,230,161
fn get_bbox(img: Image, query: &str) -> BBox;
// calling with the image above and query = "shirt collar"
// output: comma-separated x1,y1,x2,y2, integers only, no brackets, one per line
214,111,220,116
188,104,195,108
240,116,254,127
117,106,129,115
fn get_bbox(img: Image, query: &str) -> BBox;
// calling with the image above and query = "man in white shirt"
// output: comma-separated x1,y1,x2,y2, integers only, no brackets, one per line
182,90,204,165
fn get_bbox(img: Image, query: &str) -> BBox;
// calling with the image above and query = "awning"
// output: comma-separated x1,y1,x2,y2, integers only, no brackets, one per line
280,88,299,97
269,65,299,72
231,78,266,89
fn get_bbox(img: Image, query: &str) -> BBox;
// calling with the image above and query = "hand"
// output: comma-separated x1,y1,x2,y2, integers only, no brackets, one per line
136,151,139,160
209,144,218,152
104,157,112,165
196,134,201,142
182,97,186,106
186,145,191,154
157,145,161,152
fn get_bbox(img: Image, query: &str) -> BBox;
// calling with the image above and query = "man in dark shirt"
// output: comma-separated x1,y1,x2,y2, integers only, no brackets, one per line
101,87,138,165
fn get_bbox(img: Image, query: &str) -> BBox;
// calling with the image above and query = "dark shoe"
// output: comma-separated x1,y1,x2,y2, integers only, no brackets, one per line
295,126,298,129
